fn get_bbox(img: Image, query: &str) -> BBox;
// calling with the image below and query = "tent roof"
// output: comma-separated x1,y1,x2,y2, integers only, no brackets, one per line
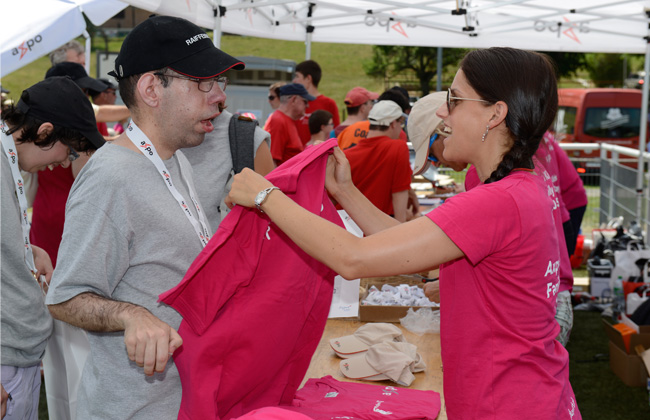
123,0,650,54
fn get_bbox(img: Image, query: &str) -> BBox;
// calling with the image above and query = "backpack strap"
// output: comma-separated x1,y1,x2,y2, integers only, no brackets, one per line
228,114,258,174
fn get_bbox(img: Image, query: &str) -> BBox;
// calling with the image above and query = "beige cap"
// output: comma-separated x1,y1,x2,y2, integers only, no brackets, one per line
408,91,446,175
368,100,406,127
339,341,426,386
329,323,405,358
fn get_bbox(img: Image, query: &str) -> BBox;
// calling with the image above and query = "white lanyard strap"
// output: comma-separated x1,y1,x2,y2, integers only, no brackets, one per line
126,121,210,247
1,122,37,274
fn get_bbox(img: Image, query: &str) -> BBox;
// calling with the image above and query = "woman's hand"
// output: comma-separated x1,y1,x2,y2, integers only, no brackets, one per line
325,147,353,200
423,280,440,303
225,168,274,209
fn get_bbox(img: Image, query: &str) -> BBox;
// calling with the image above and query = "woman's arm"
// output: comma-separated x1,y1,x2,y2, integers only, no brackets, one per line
226,166,463,280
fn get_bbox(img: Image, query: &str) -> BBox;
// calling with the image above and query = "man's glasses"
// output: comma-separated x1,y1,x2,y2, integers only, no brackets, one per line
154,73,228,93
427,133,439,163
447,88,490,113
68,148,79,162
268,95,276,101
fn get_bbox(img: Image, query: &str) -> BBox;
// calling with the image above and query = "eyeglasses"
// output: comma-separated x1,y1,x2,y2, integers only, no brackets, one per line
154,73,228,93
427,133,439,163
447,88,491,113
268,95,277,101
68,148,79,162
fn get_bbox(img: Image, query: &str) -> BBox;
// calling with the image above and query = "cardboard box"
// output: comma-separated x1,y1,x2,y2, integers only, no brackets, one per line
603,318,650,386
358,277,437,323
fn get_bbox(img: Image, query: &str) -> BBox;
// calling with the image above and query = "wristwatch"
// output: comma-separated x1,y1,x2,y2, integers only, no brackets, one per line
254,186,280,213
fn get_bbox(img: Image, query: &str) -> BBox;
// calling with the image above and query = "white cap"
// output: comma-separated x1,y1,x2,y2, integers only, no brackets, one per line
368,100,405,127
407,91,446,175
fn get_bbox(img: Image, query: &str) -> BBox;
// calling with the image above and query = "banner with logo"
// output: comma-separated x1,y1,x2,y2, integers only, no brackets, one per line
1,0,127,78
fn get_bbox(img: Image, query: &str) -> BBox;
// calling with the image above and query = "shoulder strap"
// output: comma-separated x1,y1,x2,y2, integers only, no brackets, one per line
228,114,258,174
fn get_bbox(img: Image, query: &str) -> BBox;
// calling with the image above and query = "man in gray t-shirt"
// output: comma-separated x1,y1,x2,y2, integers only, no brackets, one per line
1,77,104,420
46,16,244,419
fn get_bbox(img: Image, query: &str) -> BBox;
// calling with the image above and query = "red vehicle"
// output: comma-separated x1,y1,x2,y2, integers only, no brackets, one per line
553,88,644,170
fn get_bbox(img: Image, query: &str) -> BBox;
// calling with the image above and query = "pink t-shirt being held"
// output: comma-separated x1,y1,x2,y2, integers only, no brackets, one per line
428,170,581,420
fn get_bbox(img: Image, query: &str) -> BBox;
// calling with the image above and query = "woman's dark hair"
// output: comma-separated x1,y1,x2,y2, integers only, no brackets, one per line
3,104,95,152
309,109,333,134
460,47,558,184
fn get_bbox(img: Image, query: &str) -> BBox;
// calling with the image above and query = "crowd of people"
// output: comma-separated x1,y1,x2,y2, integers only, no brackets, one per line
1,14,588,420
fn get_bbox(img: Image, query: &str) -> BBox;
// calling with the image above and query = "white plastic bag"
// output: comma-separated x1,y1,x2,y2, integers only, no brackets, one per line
42,319,90,420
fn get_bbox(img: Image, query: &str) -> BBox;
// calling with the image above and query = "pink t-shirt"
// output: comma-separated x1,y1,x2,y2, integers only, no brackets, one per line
160,140,345,420
287,376,441,420
464,163,574,293
536,134,570,224
549,133,589,210
428,170,580,420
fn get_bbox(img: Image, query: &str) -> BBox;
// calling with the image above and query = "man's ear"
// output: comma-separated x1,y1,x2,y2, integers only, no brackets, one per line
36,122,54,140
136,73,161,108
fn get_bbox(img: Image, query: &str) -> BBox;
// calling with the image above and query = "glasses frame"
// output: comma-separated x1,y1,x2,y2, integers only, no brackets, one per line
68,148,80,162
447,88,491,113
153,72,228,93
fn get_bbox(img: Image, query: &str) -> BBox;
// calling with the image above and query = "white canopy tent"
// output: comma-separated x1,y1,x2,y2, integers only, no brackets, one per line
0,0,127,77
123,0,650,223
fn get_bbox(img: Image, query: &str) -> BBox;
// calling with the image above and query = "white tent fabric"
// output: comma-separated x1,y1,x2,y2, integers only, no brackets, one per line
1,0,127,78
123,1,650,54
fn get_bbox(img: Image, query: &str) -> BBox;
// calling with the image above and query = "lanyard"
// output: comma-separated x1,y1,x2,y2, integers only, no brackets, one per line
125,121,210,247
1,122,37,274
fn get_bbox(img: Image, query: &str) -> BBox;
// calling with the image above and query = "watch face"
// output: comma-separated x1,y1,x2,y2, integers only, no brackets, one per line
255,190,266,206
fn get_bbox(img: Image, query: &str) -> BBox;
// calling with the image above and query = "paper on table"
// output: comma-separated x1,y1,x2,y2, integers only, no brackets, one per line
329,210,362,318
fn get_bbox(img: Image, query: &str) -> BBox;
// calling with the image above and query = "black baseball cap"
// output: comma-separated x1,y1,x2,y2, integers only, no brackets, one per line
17,77,105,148
45,62,108,93
279,83,315,101
108,15,245,80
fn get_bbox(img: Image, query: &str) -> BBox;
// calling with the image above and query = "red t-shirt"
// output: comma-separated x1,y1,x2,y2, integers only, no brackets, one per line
294,95,340,146
429,170,580,420
338,120,407,150
265,110,304,164
30,165,75,267
344,135,412,216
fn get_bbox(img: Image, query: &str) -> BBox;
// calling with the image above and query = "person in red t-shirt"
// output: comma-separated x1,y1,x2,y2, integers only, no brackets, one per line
334,86,378,138
292,60,340,145
265,83,314,165
344,100,411,222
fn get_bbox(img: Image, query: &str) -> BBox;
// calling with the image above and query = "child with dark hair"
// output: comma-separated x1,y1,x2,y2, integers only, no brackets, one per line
227,47,581,420
306,109,333,146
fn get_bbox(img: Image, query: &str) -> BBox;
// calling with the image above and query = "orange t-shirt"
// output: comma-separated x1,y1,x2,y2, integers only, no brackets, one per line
337,121,407,149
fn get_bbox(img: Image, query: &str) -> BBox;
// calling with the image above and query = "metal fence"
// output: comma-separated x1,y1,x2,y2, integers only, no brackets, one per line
437,143,650,239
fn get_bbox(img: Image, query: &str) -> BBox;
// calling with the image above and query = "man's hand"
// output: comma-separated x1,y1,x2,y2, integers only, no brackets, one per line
1,384,9,419
423,280,440,303
31,245,53,285
122,308,183,376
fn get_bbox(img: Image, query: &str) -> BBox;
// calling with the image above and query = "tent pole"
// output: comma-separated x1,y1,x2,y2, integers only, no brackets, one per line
305,33,312,60
213,0,223,48
637,40,650,228
83,30,91,75
437,47,443,92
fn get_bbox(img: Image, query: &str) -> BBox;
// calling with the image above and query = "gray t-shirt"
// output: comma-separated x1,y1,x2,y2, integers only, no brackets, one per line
1,153,52,367
182,109,270,233
46,143,206,420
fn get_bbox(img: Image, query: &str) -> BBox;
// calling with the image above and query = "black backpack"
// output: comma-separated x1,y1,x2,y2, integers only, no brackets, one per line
228,113,257,174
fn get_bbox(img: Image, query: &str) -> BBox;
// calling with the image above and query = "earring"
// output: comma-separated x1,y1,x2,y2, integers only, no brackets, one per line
481,124,490,142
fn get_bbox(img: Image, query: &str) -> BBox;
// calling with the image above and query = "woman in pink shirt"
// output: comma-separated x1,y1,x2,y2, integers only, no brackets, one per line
227,47,580,420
